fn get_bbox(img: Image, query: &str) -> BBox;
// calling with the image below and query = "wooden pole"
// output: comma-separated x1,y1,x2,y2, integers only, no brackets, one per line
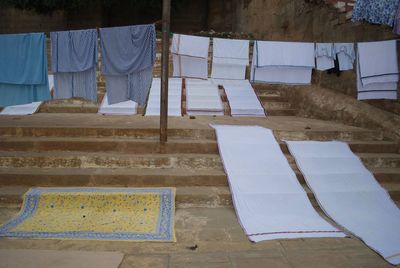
160,0,171,143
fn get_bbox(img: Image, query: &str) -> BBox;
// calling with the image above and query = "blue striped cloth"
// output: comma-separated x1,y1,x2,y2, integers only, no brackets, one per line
100,24,156,105
51,29,98,102
0,33,50,107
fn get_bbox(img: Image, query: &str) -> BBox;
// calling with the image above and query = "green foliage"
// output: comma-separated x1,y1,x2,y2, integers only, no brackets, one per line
0,0,187,14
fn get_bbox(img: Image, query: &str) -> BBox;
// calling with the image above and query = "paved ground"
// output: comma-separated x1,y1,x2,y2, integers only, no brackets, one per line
0,205,395,268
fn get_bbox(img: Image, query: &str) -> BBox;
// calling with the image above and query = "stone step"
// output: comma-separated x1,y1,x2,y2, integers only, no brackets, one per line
258,94,288,102
0,186,232,208
266,109,297,116
0,151,399,169
0,167,398,187
0,126,385,141
0,168,228,187
0,137,397,154
0,152,223,169
1,183,400,208
263,101,292,110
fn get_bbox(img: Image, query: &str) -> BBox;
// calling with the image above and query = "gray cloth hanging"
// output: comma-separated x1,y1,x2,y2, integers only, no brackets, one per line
99,24,156,105
51,29,98,102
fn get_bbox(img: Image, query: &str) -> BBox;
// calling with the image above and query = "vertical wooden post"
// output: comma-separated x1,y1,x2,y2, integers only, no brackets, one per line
160,0,171,143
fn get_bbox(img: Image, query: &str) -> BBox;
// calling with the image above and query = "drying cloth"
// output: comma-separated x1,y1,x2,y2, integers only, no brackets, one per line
0,249,124,268
251,41,314,84
356,40,398,100
100,24,156,105
0,33,50,107
212,125,345,242
212,79,265,117
358,40,399,85
171,34,210,79
145,78,182,116
211,38,249,80
254,41,315,68
352,0,400,26
356,57,398,100
0,75,53,115
51,29,98,102
334,43,355,71
0,187,176,242
287,141,400,265
98,94,137,115
171,34,209,58
315,43,335,71
185,79,224,116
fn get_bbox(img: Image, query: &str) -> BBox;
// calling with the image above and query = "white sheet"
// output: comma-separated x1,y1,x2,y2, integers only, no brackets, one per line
334,43,355,71
251,41,314,84
171,34,210,79
286,141,400,265
315,43,335,71
0,75,54,115
171,34,210,58
358,40,399,85
0,101,43,115
212,125,345,242
255,41,315,68
185,79,223,116
145,78,182,116
98,94,137,115
212,79,265,117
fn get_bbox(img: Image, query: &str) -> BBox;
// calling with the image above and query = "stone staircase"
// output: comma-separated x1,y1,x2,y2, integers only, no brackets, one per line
0,116,398,208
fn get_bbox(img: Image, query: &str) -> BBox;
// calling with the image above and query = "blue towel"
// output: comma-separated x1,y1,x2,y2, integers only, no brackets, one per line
51,29,98,102
0,33,50,107
100,24,156,105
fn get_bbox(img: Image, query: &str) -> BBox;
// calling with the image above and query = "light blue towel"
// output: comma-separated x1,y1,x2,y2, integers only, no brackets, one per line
100,24,156,105
51,29,98,102
0,33,50,107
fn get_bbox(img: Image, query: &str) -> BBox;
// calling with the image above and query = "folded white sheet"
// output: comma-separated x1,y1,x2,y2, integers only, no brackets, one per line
212,79,265,117
287,141,400,265
212,125,345,242
185,79,223,116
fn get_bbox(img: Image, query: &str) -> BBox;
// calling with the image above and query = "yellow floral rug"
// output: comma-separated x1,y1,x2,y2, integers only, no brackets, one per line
0,188,176,242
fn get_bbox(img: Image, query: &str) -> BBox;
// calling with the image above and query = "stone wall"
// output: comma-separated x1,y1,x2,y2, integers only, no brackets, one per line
232,0,396,42
0,6,66,34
